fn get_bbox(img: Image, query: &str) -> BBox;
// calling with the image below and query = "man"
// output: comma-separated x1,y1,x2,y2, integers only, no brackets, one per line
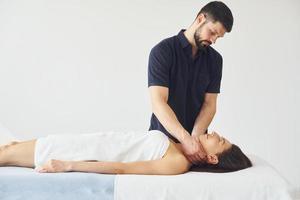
148,1,233,164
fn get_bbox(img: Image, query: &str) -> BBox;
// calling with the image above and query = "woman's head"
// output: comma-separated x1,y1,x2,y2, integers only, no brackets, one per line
193,131,252,172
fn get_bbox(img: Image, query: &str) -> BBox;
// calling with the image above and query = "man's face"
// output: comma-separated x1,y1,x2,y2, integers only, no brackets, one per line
194,20,226,50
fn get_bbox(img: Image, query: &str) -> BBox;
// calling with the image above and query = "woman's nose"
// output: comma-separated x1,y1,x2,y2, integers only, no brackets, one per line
212,131,219,137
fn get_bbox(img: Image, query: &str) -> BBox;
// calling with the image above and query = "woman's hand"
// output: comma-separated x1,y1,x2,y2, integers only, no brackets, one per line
35,159,72,173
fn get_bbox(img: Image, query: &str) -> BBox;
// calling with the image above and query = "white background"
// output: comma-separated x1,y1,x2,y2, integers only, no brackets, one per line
0,0,299,194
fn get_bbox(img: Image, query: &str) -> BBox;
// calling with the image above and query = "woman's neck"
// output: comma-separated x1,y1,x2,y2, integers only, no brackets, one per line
173,142,184,152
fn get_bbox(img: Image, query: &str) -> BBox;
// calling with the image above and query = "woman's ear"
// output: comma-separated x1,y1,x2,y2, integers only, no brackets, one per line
206,154,219,165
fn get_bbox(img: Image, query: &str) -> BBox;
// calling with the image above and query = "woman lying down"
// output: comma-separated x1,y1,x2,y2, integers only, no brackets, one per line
0,130,252,175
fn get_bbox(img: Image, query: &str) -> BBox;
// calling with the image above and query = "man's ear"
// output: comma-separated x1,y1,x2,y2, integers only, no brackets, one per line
196,13,206,25
206,154,219,165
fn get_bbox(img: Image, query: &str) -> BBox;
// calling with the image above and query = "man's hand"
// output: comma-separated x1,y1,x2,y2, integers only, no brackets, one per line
35,159,72,173
181,135,206,164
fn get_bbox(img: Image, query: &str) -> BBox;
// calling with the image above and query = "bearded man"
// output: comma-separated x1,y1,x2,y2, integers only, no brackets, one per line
148,1,233,164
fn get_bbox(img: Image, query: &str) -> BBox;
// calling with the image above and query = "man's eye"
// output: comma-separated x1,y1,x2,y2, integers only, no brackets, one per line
210,30,217,36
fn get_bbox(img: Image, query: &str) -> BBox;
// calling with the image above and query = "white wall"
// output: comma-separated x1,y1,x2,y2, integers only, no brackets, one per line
0,0,299,193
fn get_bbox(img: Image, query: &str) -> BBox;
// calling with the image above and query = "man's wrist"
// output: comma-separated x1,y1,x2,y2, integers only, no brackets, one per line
192,127,208,136
178,129,191,143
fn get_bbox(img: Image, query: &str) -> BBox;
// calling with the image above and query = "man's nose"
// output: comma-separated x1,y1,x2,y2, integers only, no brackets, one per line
210,36,218,44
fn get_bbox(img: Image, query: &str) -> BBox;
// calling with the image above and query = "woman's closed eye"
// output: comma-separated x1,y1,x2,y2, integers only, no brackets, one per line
220,137,225,144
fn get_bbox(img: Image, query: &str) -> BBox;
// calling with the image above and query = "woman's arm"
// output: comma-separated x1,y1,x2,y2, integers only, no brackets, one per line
36,155,189,175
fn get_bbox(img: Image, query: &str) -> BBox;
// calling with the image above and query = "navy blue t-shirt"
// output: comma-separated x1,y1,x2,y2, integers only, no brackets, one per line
148,29,223,143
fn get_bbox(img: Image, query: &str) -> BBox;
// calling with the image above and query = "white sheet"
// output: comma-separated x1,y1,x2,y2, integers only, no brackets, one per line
114,155,293,200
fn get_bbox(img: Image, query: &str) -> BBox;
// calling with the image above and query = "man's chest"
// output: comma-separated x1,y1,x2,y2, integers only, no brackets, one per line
169,52,211,93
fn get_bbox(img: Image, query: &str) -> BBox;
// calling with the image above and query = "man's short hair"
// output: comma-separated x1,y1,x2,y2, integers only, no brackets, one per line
196,1,234,32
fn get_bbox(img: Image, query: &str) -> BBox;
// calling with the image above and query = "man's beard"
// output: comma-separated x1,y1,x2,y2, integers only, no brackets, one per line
194,27,211,51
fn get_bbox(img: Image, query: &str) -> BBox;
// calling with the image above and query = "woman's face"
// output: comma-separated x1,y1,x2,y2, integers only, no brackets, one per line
199,131,232,156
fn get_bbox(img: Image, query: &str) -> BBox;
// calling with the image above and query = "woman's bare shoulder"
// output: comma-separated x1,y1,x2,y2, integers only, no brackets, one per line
163,140,184,156
162,140,191,171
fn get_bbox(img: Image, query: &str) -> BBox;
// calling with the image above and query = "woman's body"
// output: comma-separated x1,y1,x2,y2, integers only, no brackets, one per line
0,130,247,175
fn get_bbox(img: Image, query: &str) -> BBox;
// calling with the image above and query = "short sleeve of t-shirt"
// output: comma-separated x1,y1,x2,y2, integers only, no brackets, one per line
206,54,223,93
148,42,172,88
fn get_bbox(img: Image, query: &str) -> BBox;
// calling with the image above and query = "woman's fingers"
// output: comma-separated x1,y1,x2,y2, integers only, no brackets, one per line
35,166,48,173
38,168,48,173
36,165,52,173
35,160,56,173
34,166,43,172
36,159,68,173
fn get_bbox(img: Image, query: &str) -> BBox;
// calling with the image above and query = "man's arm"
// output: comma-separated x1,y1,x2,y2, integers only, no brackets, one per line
149,86,206,163
149,86,190,143
191,93,218,137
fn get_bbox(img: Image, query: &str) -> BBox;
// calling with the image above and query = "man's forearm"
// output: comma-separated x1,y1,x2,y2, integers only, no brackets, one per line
152,102,190,143
191,103,216,136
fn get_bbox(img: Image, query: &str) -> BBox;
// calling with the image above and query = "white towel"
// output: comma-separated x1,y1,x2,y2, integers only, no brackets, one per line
34,130,169,167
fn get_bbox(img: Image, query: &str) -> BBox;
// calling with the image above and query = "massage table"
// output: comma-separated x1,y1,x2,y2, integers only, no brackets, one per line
0,155,293,200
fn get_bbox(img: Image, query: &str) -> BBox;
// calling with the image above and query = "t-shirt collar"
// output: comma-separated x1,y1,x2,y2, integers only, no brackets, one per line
177,29,190,49
177,29,207,54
